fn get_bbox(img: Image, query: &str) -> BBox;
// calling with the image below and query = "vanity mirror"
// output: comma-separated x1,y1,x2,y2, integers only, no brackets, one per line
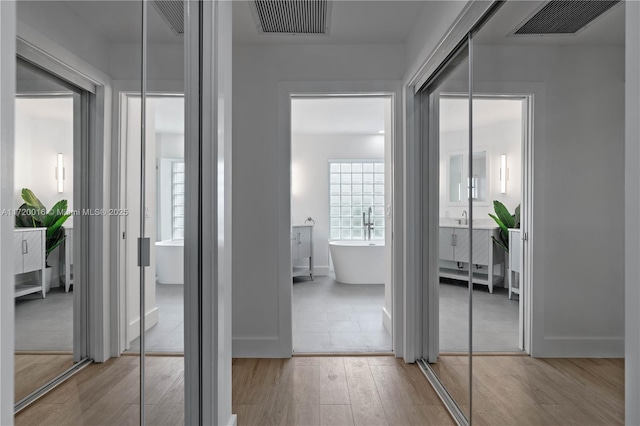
448,150,488,203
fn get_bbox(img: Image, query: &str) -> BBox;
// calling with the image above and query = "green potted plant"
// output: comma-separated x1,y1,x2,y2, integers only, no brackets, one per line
488,200,520,253
15,188,72,291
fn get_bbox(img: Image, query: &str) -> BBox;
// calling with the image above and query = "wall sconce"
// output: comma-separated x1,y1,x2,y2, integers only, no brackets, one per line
500,154,507,194
56,153,65,193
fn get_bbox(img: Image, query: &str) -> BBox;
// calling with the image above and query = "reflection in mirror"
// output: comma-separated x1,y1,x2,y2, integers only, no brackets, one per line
14,61,80,405
470,1,625,424
449,153,463,203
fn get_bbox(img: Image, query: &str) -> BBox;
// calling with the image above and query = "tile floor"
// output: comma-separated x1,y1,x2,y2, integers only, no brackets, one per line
15,287,73,351
129,284,184,353
293,275,392,353
439,278,520,352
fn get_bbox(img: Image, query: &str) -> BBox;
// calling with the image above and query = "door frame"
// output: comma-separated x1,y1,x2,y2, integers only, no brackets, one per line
423,89,535,359
115,91,184,354
276,81,404,357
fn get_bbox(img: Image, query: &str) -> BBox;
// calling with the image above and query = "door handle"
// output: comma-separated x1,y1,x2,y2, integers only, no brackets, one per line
297,232,301,244
22,240,27,254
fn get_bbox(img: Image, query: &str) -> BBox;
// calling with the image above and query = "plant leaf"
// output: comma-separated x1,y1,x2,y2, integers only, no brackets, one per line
46,214,71,240
44,199,68,227
493,200,515,229
491,236,509,253
21,188,46,224
514,204,521,229
489,213,508,237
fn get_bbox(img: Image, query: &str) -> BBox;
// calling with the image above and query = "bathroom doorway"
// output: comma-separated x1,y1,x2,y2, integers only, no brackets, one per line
437,94,529,353
118,93,185,355
289,95,394,353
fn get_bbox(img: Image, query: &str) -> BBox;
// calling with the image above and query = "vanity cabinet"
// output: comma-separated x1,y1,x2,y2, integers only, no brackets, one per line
508,229,521,299
439,226,504,293
14,228,47,298
291,225,313,280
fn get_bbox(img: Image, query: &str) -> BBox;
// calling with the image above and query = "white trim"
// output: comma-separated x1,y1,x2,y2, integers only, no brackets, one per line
382,307,392,335
626,3,640,423
277,80,403,358
127,307,159,342
184,1,234,424
0,2,16,423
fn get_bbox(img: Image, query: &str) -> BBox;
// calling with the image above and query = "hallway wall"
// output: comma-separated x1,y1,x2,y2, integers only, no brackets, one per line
232,43,404,356
470,44,625,356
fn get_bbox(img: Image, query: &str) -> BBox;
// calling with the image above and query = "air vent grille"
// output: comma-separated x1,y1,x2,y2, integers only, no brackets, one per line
253,0,330,35
514,0,619,35
153,0,184,35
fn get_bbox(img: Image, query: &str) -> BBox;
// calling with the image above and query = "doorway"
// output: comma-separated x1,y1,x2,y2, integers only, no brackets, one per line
118,93,185,355
438,94,528,353
290,95,394,353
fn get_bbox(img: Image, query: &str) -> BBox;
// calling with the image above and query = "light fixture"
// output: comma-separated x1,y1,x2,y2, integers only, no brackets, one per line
378,130,385,134
56,153,65,193
500,154,507,194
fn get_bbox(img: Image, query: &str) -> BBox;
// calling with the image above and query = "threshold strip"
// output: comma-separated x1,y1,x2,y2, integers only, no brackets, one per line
14,357,93,414
417,358,468,426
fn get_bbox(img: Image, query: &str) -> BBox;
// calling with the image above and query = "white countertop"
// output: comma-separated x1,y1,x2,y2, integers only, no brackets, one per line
439,218,499,230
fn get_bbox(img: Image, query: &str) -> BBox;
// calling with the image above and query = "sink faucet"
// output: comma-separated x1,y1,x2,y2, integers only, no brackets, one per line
462,210,468,225
362,206,374,240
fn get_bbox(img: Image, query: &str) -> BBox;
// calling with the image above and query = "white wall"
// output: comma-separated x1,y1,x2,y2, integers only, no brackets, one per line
233,43,405,356
16,1,111,73
404,1,468,82
470,44,625,357
291,133,385,273
14,98,74,214
439,117,522,220
626,1,640,422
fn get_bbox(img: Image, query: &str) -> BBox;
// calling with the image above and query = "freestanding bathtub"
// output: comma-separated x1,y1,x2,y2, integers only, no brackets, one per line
155,239,184,284
329,240,385,284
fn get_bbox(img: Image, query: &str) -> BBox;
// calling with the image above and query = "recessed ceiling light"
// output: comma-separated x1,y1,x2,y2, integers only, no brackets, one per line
378,130,385,134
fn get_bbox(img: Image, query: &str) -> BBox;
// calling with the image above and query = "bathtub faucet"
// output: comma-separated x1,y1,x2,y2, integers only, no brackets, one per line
363,206,374,240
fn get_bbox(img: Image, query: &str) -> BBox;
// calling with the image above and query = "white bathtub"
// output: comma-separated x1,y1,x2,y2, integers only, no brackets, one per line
329,240,385,284
155,239,184,284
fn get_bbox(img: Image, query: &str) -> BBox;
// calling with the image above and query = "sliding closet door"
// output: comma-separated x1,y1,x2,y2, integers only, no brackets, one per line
419,42,473,423
469,1,625,425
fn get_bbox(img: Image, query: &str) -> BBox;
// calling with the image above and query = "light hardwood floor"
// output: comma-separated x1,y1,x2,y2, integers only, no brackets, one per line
15,354,624,426
431,355,624,425
15,353,74,402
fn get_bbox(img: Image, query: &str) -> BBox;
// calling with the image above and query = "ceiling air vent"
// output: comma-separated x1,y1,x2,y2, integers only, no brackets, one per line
513,0,619,35
250,0,332,35
153,0,184,35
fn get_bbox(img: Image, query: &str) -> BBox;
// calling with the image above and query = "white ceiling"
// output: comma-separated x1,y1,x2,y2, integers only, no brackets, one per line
440,97,524,133
63,1,183,44
474,1,624,46
292,97,388,135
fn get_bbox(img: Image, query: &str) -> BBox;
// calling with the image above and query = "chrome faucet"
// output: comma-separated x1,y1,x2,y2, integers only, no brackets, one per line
462,210,468,225
362,206,374,240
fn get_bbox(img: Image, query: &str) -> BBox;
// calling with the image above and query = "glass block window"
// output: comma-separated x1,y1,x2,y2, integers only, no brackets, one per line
329,160,385,240
172,161,185,240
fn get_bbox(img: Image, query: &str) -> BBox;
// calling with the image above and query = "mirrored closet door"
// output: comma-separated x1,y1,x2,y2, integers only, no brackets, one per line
419,1,625,425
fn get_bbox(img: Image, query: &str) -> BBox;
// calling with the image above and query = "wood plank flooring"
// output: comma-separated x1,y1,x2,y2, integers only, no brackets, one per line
15,353,74,402
431,355,624,426
15,354,624,426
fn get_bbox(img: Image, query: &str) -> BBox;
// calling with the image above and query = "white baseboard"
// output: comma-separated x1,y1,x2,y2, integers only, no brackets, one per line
232,336,290,358
533,336,624,358
382,307,392,335
128,307,159,342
